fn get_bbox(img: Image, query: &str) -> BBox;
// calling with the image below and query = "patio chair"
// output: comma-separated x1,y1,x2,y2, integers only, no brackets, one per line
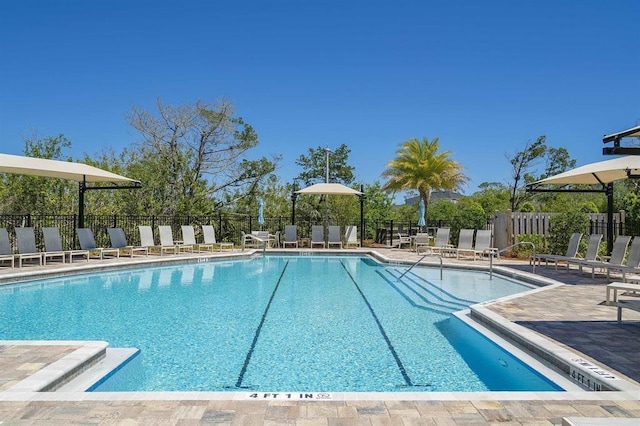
420,228,451,255
181,225,214,253
252,230,277,247
43,227,89,263
283,225,298,248
0,228,15,268
572,235,631,278
14,227,44,267
473,230,499,259
158,225,193,254
202,225,233,251
242,231,266,250
601,237,640,281
454,229,476,259
394,232,411,249
311,225,325,248
327,225,342,249
77,228,120,259
532,232,582,269
565,233,603,272
108,227,148,257
414,233,431,253
344,226,360,248
139,225,164,255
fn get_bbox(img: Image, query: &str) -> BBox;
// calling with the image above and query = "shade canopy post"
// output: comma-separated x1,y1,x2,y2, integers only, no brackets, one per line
291,181,298,225
606,183,614,254
79,178,86,228
359,184,365,247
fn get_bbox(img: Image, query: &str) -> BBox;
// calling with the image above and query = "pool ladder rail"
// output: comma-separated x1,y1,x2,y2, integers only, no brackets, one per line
398,241,536,281
398,254,443,280
241,233,268,255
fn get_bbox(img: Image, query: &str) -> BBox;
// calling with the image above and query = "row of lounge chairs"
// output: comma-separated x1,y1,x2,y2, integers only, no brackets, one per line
0,225,233,268
393,228,498,260
275,225,360,249
533,232,640,281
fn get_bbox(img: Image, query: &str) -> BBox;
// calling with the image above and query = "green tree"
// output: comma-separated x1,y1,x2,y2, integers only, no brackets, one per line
295,144,355,186
294,144,358,228
468,182,510,215
450,200,486,243
548,210,590,255
0,134,76,214
382,137,467,225
428,199,457,224
507,136,547,211
127,98,278,215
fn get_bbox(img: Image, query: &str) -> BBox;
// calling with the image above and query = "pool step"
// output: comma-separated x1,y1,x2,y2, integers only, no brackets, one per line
379,270,468,314
57,347,139,392
6,341,108,392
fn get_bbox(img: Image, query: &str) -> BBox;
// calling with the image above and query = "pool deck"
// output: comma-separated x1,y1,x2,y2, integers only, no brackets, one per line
0,248,639,424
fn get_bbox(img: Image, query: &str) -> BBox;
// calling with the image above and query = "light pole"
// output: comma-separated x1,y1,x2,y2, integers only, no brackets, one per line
324,147,331,235
324,147,331,183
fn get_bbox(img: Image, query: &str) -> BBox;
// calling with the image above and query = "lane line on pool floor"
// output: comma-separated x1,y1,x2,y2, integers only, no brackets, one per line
234,260,290,389
340,260,413,387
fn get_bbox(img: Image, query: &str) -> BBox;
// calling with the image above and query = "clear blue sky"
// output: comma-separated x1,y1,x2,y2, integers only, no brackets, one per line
1,0,638,197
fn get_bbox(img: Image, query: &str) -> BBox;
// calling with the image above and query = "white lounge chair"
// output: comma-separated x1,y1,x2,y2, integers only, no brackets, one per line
532,232,582,269
181,225,214,253
601,237,640,281
43,227,89,263
311,225,325,248
473,230,499,259
139,225,165,255
107,227,148,257
394,232,411,249
413,233,431,253
452,229,474,259
572,235,631,278
327,226,342,249
565,234,602,272
77,228,120,259
283,225,298,248
344,226,360,248
0,228,15,268
15,227,44,267
420,228,452,255
159,225,193,254
202,225,233,251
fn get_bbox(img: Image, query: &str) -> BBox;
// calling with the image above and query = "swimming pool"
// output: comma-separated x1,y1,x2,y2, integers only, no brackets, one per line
0,255,562,392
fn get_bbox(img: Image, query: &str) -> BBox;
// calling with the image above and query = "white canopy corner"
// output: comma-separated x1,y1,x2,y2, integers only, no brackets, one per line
295,182,363,196
0,153,140,184
532,155,640,186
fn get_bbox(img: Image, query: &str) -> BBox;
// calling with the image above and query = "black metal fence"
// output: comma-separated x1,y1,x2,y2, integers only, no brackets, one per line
0,213,452,251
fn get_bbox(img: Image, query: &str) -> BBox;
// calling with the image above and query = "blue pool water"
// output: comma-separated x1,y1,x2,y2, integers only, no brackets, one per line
0,255,562,392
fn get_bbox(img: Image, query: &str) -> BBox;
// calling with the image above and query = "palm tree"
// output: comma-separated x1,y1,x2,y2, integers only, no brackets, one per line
382,137,468,226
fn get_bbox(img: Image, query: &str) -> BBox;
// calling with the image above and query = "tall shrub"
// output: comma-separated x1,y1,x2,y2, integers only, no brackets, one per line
548,210,590,255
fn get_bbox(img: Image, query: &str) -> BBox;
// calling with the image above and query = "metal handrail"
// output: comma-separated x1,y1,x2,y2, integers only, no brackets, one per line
399,253,443,280
242,233,267,255
489,241,536,280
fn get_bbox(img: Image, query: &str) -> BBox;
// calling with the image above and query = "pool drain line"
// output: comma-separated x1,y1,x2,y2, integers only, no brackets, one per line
340,261,413,387
235,260,290,388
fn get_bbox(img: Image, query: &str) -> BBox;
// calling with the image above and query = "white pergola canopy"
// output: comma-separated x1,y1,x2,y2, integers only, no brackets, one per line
0,152,141,227
532,155,640,186
0,153,139,184
295,183,363,195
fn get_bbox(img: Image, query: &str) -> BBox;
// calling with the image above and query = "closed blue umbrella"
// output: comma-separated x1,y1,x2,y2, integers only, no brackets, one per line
417,198,426,228
257,198,265,227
